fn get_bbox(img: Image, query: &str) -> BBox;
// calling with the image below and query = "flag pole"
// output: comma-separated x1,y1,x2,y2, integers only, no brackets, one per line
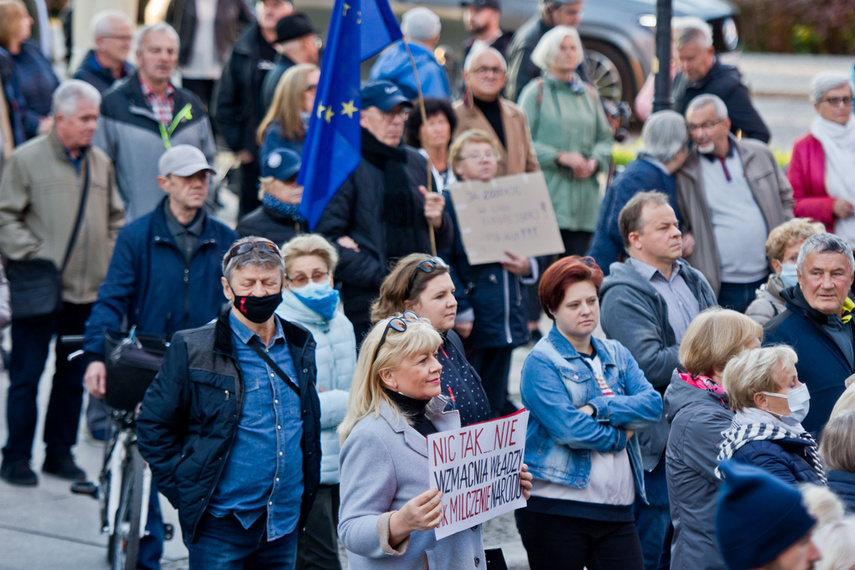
402,39,437,256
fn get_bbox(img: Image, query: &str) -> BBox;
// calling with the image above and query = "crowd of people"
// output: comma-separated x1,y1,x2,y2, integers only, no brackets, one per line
1,0,855,569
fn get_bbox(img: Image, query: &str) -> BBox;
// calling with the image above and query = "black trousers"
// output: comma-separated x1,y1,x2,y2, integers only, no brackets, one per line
238,160,262,218
295,484,341,570
468,346,514,418
515,508,644,570
3,302,91,461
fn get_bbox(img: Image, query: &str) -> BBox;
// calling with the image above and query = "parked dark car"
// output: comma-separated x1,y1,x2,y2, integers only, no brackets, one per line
301,0,738,108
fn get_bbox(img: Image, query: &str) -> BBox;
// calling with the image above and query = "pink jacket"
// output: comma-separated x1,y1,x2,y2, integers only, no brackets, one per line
788,133,835,230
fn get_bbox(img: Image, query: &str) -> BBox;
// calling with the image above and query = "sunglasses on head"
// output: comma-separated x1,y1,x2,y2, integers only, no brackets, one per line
407,257,447,294
372,311,420,364
224,240,281,266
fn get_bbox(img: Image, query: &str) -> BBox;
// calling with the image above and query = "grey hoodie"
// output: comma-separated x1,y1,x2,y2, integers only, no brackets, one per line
664,369,732,570
600,258,717,469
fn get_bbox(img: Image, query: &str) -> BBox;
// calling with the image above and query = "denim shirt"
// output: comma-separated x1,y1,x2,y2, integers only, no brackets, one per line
519,325,662,503
207,313,303,540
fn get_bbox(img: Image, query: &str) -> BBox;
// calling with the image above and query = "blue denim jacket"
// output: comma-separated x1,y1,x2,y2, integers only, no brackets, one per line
520,325,662,503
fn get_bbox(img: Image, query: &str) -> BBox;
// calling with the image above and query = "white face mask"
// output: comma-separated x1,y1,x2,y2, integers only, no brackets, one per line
762,384,811,425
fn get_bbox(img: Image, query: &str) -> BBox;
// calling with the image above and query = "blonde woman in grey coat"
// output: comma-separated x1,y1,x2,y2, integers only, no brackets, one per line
338,314,531,568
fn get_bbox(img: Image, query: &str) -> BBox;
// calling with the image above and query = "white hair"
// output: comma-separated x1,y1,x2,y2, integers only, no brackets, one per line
673,16,713,50
810,70,854,104
685,93,729,121
135,22,179,53
401,7,441,41
638,110,688,163
51,80,102,116
91,10,132,40
463,45,507,73
812,517,855,570
797,233,855,275
530,25,583,72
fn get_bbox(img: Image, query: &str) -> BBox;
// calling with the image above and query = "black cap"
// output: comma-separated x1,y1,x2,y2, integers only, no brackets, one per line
275,13,316,43
460,0,500,10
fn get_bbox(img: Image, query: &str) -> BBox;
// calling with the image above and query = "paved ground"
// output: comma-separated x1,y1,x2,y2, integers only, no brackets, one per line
2,50,853,570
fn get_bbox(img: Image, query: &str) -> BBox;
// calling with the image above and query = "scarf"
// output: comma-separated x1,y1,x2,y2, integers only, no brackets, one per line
262,193,305,224
385,388,437,437
361,128,421,260
715,409,826,483
811,116,855,246
679,371,728,409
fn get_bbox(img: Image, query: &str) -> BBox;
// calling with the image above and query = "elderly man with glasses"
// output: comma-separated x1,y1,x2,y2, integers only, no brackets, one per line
677,94,793,313
137,236,322,568
315,80,453,341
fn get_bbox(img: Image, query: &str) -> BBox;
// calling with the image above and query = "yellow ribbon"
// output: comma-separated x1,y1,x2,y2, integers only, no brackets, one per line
842,297,854,324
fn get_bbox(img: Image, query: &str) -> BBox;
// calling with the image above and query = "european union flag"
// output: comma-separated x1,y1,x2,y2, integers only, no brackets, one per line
298,0,402,229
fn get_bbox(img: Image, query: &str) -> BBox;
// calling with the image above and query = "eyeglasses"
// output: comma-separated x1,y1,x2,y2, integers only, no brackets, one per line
473,67,505,76
103,35,133,42
821,96,853,107
686,119,725,132
461,152,498,162
372,311,420,364
407,257,447,293
224,240,281,266
287,271,329,287
379,108,411,121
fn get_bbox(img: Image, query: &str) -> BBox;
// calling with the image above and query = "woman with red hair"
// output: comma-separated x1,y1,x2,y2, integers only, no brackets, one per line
515,255,662,570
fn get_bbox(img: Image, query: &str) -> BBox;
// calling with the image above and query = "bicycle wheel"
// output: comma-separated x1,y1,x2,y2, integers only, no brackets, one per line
110,444,144,570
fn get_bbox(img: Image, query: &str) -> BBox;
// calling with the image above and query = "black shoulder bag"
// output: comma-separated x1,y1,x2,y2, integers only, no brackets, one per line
7,157,91,319
249,340,302,398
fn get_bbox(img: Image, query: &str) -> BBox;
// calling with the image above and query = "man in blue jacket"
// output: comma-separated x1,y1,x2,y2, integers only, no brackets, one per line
137,237,321,567
72,11,135,94
369,7,451,100
764,232,855,436
82,144,238,569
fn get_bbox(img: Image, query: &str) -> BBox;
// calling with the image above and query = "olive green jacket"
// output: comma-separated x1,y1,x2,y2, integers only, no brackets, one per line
518,75,612,232
0,130,125,304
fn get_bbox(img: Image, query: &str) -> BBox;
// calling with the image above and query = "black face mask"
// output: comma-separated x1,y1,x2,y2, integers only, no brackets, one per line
231,291,282,323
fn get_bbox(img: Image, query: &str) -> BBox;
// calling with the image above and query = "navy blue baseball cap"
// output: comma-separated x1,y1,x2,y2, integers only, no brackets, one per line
261,147,301,180
360,80,413,111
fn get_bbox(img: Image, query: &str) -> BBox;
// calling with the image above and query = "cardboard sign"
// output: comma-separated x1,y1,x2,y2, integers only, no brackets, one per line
427,410,529,540
448,173,564,265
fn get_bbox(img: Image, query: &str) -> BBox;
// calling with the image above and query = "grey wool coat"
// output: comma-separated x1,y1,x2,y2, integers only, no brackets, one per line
338,400,486,569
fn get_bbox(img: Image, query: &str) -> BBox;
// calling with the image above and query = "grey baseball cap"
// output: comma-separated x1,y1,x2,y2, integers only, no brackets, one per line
158,145,216,177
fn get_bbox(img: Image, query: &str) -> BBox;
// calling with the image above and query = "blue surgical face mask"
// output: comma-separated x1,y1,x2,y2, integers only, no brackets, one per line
779,263,799,288
762,384,811,425
290,281,339,320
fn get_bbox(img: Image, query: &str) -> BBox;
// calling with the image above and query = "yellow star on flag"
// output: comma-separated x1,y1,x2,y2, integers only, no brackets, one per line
341,100,357,119
343,2,350,16
325,107,335,123
316,103,326,119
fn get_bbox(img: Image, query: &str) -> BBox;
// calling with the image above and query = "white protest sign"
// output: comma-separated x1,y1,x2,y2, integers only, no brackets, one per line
448,173,564,265
427,409,529,540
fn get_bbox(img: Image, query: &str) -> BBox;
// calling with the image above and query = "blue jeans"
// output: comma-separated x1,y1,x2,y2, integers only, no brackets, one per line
632,461,671,570
717,277,767,314
137,479,164,570
188,512,298,569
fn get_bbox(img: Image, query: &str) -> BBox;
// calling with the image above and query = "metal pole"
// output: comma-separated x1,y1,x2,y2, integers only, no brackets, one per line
652,0,673,113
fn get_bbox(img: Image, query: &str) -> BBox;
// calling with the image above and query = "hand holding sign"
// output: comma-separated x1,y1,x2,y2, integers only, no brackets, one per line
389,487,444,546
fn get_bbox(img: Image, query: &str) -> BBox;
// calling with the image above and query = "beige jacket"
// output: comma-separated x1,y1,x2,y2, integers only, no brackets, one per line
453,95,540,176
675,135,794,294
0,130,125,304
